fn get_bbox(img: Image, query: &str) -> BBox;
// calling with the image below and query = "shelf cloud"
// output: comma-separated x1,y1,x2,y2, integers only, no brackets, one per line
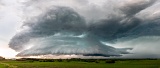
9,0,160,57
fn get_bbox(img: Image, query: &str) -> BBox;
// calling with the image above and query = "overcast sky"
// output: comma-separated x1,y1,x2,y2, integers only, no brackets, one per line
1,0,160,58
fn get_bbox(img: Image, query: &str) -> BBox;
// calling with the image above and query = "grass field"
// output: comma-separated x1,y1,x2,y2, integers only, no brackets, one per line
0,64,7,68
1,59,160,68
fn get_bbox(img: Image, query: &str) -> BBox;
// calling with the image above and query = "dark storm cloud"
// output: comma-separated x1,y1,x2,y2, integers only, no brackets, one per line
119,0,157,16
9,0,160,57
9,6,86,51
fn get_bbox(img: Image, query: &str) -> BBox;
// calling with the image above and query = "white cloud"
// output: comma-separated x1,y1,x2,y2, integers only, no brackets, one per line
0,0,21,58
0,0,22,40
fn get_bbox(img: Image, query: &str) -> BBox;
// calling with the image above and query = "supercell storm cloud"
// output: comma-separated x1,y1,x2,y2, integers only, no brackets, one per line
9,0,160,57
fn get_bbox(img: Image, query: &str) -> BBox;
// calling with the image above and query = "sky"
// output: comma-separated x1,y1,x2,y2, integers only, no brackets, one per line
1,0,160,58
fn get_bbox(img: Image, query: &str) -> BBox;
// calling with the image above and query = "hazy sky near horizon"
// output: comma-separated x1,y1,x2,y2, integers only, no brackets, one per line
1,0,160,58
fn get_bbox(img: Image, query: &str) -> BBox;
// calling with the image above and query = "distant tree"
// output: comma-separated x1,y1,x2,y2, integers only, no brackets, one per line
57,59,63,62
66,59,71,62
95,60,100,63
105,60,115,63
28,60,34,63
0,56,5,60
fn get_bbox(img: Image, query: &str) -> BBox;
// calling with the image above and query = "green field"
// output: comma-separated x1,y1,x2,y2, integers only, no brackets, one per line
0,64,7,68
1,59,160,68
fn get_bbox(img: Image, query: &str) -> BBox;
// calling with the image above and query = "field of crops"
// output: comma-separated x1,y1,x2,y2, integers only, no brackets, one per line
1,59,160,68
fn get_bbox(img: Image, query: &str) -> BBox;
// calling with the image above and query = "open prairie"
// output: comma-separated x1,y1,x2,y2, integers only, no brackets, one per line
1,59,160,68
